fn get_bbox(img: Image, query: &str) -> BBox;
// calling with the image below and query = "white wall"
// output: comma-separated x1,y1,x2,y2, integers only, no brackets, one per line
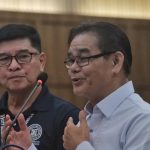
0,0,149,20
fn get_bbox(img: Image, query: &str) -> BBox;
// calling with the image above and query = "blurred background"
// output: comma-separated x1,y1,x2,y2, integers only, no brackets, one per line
0,0,150,108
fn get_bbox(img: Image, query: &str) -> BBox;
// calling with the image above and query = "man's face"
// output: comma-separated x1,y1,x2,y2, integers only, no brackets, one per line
67,33,114,101
0,38,46,92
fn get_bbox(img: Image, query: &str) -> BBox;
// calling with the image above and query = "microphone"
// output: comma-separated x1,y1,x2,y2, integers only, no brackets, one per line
37,72,48,85
2,72,48,146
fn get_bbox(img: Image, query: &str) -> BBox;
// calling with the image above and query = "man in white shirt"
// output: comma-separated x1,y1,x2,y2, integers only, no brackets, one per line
63,21,150,150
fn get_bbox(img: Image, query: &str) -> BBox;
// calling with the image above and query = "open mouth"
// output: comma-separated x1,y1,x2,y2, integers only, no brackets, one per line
72,78,80,82
71,77,84,85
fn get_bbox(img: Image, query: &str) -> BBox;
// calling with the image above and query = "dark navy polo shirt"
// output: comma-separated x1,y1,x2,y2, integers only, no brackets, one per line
0,85,80,150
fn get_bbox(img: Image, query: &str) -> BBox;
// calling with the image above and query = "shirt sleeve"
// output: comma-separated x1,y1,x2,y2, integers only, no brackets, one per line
76,141,95,150
123,114,150,150
28,143,37,150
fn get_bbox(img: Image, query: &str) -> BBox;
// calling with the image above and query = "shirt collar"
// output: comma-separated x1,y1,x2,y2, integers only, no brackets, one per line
97,81,134,118
0,85,50,114
85,81,135,118
0,92,8,114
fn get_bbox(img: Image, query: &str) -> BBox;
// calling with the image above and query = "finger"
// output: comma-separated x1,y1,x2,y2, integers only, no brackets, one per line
17,113,27,131
63,126,70,140
7,130,15,144
67,117,74,126
3,115,12,137
63,133,70,150
5,114,11,121
79,110,88,128
2,124,14,141
6,134,12,144
62,134,65,141
64,126,68,136
5,115,12,127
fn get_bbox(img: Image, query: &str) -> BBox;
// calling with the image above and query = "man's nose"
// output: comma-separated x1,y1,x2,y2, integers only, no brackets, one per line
69,60,81,73
8,56,21,71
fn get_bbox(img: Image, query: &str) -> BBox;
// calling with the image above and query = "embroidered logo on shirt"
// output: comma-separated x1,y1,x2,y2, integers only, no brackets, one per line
0,115,5,126
0,115,5,138
29,124,42,142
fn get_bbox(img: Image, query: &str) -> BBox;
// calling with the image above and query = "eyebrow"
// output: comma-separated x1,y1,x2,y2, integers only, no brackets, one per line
0,52,10,56
78,48,90,53
0,49,30,55
67,48,90,56
16,49,30,53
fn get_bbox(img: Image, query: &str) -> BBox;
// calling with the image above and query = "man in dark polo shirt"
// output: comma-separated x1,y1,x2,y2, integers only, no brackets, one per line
0,23,80,150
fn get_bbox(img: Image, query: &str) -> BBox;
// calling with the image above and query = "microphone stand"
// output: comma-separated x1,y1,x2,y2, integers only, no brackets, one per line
1,80,42,149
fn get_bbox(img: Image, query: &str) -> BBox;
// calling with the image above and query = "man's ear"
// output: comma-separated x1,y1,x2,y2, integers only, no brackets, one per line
112,60,115,66
39,52,47,72
112,51,124,74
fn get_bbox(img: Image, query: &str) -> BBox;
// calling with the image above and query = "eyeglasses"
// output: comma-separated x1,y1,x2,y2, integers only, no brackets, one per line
0,50,40,67
64,51,115,69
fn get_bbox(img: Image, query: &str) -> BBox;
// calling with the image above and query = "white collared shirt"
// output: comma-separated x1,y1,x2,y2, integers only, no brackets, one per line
28,143,37,150
77,81,150,150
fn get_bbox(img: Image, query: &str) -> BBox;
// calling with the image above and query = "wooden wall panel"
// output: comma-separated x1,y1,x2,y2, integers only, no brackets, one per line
0,11,149,108
128,23,150,91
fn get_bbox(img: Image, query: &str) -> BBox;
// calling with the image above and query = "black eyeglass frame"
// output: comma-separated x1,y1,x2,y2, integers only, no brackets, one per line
0,50,40,67
64,51,116,68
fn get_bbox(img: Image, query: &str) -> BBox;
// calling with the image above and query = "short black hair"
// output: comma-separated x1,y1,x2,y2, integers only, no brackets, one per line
68,21,132,75
0,23,42,52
